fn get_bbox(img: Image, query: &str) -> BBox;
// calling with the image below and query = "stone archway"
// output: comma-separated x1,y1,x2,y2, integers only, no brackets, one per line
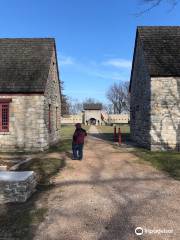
89,118,96,125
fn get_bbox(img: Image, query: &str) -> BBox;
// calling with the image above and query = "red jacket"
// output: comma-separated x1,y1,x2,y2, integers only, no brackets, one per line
73,128,87,144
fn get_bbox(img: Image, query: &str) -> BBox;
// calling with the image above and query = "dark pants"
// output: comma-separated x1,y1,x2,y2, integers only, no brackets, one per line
72,143,84,160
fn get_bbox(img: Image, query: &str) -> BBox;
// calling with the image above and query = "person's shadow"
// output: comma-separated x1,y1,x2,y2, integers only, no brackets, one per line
65,151,73,159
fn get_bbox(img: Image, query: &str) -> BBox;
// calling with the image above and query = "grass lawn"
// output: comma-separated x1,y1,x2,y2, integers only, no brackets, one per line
97,124,130,142
134,150,180,181
49,124,89,153
97,125,180,181
0,124,90,239
0,124,179,238
0,156,65,239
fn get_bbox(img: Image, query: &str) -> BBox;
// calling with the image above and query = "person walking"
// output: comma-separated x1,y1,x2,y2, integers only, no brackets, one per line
72,123,87,160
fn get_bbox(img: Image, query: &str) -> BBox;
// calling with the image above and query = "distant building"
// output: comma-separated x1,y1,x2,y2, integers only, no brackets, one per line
61,103,129,125
0,38,61,152
83,104,103,125
130,26,180,151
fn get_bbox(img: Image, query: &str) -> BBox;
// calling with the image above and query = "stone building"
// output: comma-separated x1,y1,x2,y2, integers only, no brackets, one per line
0,38,61,152
83,104,103,125
130,26,180,151
61,114,83,124
61,104,129,125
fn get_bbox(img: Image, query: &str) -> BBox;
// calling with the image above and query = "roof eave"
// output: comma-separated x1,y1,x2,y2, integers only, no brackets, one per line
129,28,139,93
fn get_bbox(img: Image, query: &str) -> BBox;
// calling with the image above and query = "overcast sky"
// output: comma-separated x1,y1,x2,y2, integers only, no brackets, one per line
1,0,180,103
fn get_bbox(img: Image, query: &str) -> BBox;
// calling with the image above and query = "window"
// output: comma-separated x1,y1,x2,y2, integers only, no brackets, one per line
56,107,58,130
48,104,51,132
0,99,11,132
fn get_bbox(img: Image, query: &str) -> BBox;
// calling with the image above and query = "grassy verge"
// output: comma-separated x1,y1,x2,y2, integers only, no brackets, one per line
0,156,65,239
50,124,89,153
19,157,65,185
96,124,130,142
134,150,180,180
0,124,90,239
0,125,76,239
96,125,180,180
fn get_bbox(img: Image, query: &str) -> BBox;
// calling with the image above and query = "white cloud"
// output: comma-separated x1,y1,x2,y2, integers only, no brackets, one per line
59,55,130,82
59,55,75,65
102,58,132,69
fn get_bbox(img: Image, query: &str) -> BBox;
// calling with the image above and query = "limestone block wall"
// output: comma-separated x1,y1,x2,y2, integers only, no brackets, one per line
44,49,61,146
0,171,37,203
130,40,151,148
61,114,82,124
150,77,180,151
107,114,130,124
0,94,48,152
84,110,102,125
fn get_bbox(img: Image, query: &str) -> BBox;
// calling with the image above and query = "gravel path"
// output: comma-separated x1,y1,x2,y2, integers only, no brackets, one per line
34,126,180,240
88,125,100,134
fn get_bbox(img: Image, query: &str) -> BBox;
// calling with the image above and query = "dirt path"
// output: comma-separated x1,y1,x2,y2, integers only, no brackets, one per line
34,126,180,240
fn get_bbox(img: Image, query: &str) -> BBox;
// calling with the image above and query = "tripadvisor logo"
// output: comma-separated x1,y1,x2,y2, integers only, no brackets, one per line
135,227,143,236
135,226,174,236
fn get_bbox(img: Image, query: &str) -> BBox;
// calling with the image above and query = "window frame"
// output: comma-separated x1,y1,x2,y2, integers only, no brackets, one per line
56,106,58,130
48,104,51,133
0,99,12,132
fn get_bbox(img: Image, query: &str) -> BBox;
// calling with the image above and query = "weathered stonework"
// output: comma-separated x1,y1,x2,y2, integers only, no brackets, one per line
0,48,61,152
0,38,61,152
130,39,151,149
130,27,180,151
150,77,180,151
0,171,37,203
84,110,102,125
44,49,61,146
61,114,83,124
61,113,129,125
0,94,47,152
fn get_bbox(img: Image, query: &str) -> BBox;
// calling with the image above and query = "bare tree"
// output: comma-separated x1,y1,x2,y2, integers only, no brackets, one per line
83,98,102,105
123,81,130,112
69,98,83,114
68,98,103,114
103,103,114,114
106,81,130,114
60,81,70,116
138,0,179,15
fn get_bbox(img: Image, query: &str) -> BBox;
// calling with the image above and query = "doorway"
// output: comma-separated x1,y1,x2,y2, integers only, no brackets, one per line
90,118,96,125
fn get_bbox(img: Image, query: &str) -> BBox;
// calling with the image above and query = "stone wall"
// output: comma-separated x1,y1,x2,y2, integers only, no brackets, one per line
105,114,130,124
0,49,61,152
61,112,130,125
150,77,180,151
130,40,151,148
61,114,82,124
44,48,61,146
0,171,37,203
84,110,102,125
130,41,180,151
0,94,49,152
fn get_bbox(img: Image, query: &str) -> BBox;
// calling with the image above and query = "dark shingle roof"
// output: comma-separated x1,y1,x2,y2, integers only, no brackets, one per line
138,26,180,76
83,103,102,110
0,38,56,93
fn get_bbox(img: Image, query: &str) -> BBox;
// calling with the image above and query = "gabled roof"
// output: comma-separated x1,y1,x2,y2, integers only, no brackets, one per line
130,26,180,91
83,103,102,110
0,38,57,93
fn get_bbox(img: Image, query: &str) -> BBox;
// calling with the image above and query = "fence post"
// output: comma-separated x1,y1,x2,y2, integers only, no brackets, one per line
118,127,121,145
114,126,117,142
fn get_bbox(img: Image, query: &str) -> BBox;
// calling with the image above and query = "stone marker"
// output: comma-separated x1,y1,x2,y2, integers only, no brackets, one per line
0,165,7,171
0,171,37,203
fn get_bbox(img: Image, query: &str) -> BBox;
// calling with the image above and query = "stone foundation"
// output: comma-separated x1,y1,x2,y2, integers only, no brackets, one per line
0,171,37,203
0,95,49,152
